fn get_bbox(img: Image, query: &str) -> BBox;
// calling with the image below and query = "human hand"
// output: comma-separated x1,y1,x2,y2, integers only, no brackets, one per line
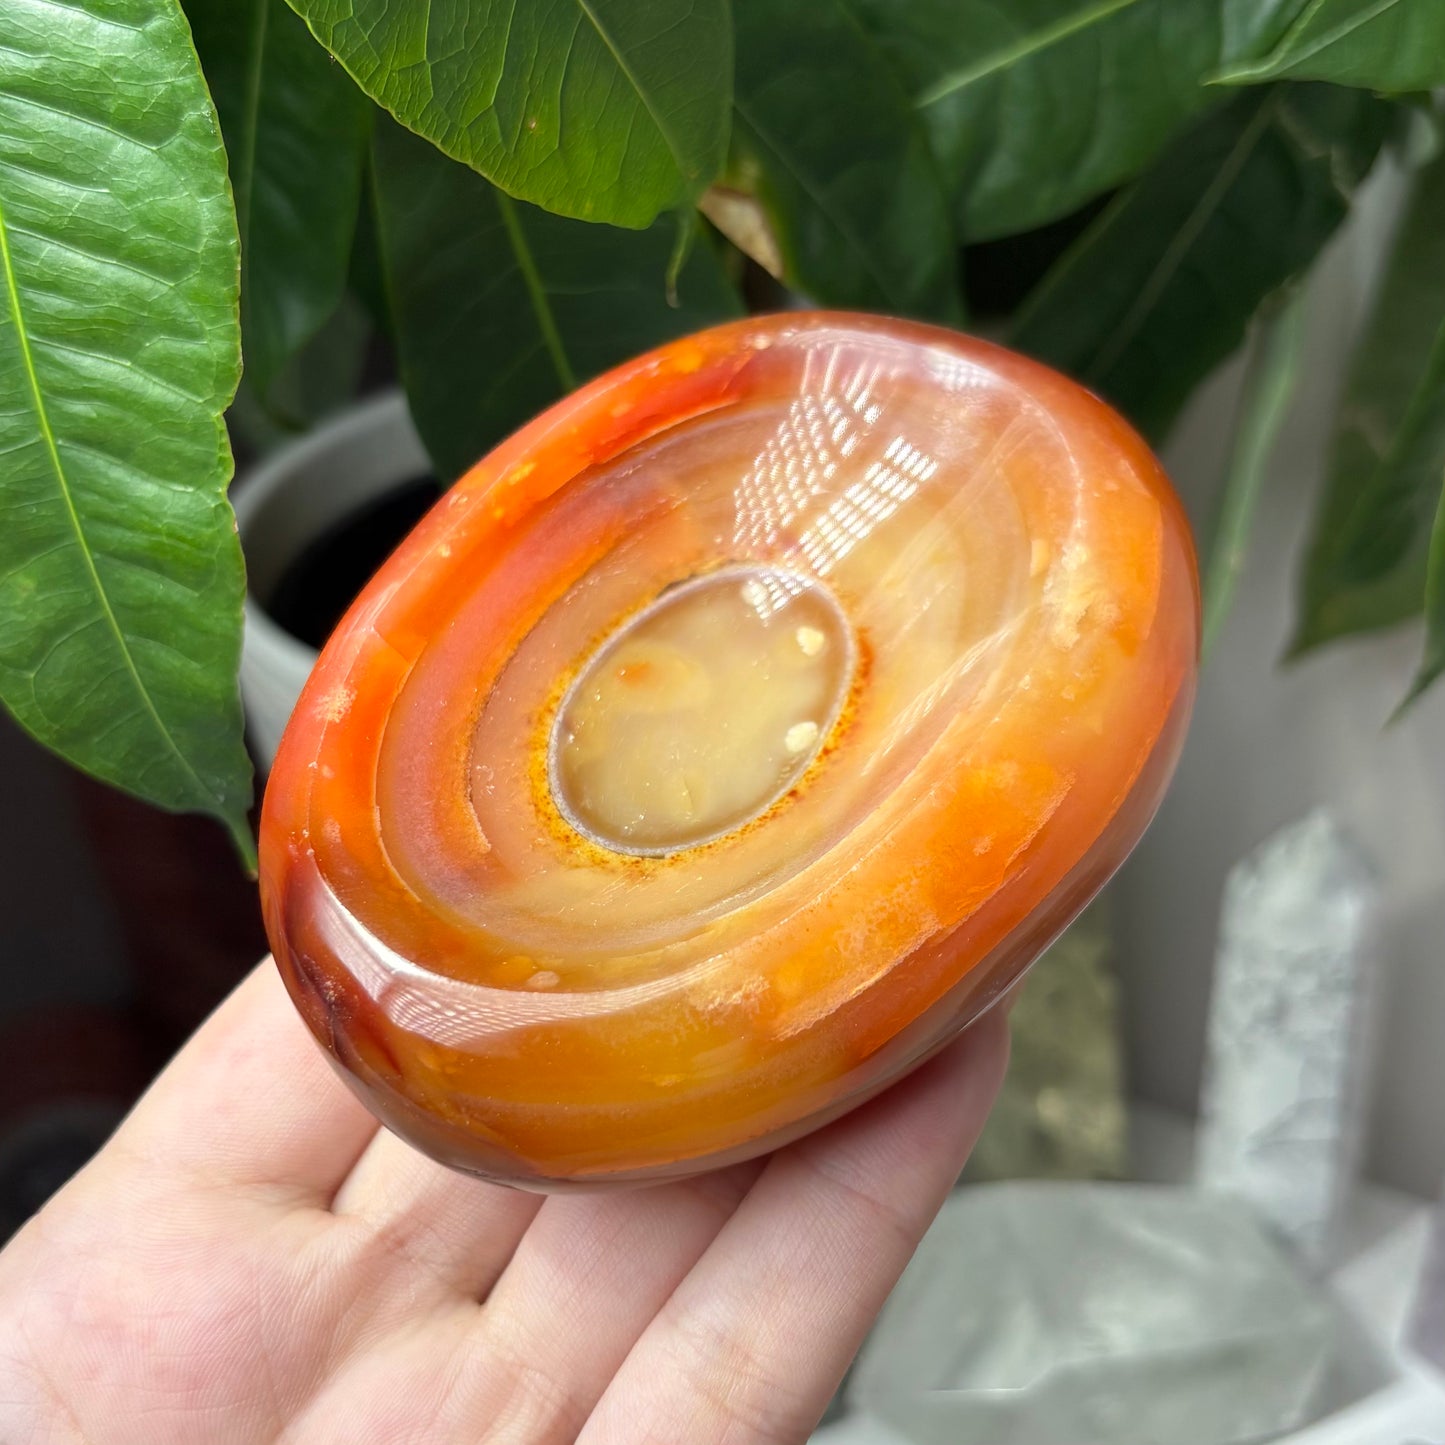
0,959,1006,1445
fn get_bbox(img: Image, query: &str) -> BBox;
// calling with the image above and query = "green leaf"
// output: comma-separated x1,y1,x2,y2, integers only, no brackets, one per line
1201,287,1307,658
347,162,392,338
1216,0,1445,91
371,117,744,483
852,0,1299,241
1012,84,1389,441
228,291,372,451
1294,147,1445,654
1401,476,1445,707
186,0,370,396
286,0,731,229
0,0,252,863
729,0,961,320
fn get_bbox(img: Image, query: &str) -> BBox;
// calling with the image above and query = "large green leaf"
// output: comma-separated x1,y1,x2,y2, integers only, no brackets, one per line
372,118,743,483
0,0,252,861
1403,477,1445,706
729,0,960,320
186,0,369,396
852,0,1298,242
286,0,731,229
1294,148,1445,655
1216,0,1445,91
1012,84,1389,441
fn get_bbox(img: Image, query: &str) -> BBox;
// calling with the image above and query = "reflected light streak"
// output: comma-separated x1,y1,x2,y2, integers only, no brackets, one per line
800,434,939,577
308,874,716,1046
922,347,995,394
730,347,900,586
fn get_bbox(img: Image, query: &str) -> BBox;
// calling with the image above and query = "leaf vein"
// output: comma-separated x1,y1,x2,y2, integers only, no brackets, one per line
574,0,693,180
916,0,1146,108
1235,0,1403,79
2,220,177,288
0,91,161,155
1087,91,1279,382
494,190,576,390
732,100,899,305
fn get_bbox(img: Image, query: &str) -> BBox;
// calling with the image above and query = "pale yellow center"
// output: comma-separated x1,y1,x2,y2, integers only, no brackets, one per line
551,567,854,854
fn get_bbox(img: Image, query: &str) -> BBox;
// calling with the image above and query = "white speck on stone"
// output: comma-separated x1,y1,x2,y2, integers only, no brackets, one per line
796,625,825,656
321,685,355,722
785,720,819,754
524,970,561,990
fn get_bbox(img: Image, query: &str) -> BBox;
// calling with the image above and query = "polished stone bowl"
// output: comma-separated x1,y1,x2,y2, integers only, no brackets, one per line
259,313,1199,1189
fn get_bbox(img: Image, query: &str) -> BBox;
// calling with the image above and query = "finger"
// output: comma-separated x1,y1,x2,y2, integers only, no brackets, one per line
577,1013,1009,1445
329,1129,543,1302
449,1158,766,1443
109,959,379,1205
285,1160,763,1445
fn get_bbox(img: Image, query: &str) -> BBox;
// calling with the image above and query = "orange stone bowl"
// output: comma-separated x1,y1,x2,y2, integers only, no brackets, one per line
259,313,1198,1189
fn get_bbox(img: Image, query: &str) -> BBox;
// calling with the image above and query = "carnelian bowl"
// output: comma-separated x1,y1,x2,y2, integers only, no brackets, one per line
259,313,1198,1189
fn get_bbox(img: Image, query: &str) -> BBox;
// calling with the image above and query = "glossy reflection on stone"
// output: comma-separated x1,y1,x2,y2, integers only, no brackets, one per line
259,313,1200,1189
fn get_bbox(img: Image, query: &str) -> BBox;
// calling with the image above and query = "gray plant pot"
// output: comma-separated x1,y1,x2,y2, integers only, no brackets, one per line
230,392,429,769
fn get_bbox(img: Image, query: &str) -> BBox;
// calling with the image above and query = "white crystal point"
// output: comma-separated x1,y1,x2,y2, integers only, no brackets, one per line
1197,808,1380,1260
1221,808,1376,951
848,1182,1374,1445
1408,1190,1445,1369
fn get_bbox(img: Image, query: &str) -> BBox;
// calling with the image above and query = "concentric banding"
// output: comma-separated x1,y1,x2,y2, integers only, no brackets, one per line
260,314,1198,1187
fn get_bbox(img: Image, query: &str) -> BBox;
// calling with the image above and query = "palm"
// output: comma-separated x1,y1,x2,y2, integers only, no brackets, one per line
0,963,1005,1445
